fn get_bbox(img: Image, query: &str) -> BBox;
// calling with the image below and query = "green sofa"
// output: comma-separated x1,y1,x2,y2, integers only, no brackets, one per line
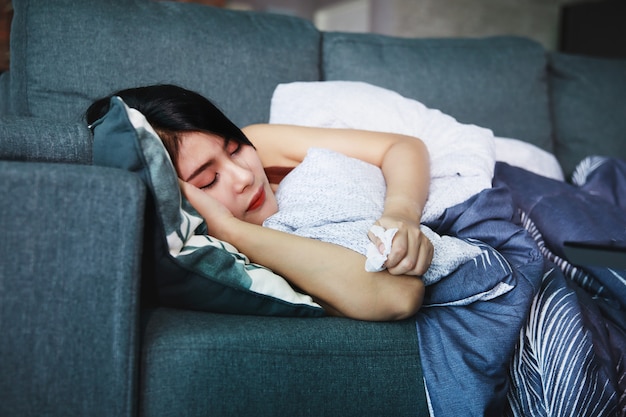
1,0,624,416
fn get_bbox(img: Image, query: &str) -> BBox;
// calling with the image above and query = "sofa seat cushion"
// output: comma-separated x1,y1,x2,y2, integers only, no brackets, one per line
322,34,552,153
139,308,428,417
10,0,321,126
550,53,626,178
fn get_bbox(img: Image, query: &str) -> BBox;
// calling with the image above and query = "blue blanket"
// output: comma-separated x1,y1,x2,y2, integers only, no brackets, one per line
417,184,544,416
494,159,626,417
495,159,626,304
418,158,626,416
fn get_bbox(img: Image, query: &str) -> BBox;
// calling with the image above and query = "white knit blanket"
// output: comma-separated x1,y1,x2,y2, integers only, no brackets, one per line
269,81,496,223
263,148,482,285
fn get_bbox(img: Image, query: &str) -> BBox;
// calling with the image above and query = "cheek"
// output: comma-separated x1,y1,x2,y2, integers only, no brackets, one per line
242,147,264,169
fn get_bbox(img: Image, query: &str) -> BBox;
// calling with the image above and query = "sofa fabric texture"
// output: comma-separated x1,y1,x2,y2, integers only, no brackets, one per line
0,116,92,163
140,309,428,417
0,161,144,417
0,72,9,114
8,0,321,127
550,53,626,177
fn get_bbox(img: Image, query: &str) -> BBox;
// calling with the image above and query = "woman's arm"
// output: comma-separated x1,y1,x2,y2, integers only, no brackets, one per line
243,124,433,276
180,181,425,321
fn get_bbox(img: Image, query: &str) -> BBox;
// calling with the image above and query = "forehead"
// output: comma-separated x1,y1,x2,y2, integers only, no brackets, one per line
178,131,227,160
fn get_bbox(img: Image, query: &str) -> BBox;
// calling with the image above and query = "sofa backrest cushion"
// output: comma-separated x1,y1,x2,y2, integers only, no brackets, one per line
322,33,552,153
549,53,626,178
9,0,321,127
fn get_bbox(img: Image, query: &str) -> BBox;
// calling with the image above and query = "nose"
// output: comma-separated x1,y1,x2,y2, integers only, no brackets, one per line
227,159,254,193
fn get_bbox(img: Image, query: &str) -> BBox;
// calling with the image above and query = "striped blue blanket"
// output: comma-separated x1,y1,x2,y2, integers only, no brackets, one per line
418,157,626,417
496,158,626,417
416,181,544,416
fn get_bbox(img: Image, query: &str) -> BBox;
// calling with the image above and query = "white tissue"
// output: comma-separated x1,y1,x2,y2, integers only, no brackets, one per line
365,224,483,286
365,225,398,272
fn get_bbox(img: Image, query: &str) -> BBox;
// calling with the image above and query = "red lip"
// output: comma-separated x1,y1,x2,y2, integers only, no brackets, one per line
247,187,266,212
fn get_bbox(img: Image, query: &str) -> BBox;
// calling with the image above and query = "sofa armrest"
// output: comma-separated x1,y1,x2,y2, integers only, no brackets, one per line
0,116,92,164
0,161,145,417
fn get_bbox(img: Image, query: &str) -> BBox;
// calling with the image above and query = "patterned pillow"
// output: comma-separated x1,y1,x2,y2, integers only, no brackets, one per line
91,96,324,317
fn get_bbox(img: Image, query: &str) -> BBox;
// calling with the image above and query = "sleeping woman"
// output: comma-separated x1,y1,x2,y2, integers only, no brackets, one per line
86,84,433,321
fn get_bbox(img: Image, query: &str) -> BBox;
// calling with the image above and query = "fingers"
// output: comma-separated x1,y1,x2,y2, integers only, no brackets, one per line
178,179,207,214
178,179,235,235
385,228,433,276
413,237,434,275
367,223,393,254
367,228,387,255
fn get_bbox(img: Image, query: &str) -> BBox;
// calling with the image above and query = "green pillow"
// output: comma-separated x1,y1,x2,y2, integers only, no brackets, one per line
550,53,626,179
91,97,324,317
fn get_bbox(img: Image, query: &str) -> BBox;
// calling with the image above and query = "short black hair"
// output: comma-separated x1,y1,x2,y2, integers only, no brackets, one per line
86,84,253,163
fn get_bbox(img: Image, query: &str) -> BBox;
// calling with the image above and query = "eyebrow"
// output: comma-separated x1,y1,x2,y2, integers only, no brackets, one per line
183,160,214,182
181,138,231,182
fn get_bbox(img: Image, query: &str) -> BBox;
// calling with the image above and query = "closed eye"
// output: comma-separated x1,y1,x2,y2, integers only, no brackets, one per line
200,173,219,190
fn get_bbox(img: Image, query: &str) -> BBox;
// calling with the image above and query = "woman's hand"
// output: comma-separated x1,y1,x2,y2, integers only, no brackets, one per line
369,213,433,277
178,180,235,239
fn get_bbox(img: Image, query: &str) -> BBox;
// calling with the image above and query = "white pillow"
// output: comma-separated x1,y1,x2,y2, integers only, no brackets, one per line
494,137,564,181
270,81,496,223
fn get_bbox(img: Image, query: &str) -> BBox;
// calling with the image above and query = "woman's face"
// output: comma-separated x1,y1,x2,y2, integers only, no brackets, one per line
176,131,278,225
